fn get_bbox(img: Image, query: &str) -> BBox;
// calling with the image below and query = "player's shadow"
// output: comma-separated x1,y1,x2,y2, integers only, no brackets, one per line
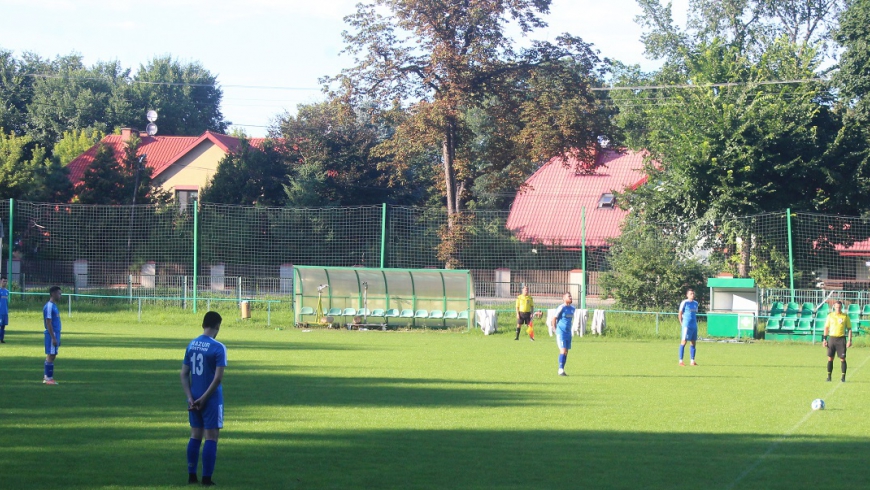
2,424,869,489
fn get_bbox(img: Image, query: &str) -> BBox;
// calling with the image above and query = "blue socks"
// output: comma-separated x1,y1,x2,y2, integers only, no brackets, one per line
44,362,54,379
0,325,5,341
187,438,201,474
690,346,696,361
558,354,566,369
679,344,685,361
202,439,218,478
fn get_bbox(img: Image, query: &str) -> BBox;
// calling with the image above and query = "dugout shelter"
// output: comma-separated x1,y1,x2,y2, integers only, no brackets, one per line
293,266,475,329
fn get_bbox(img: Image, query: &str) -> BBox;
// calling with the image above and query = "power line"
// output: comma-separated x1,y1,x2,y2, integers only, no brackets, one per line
592,78,827,91
24,73,321,91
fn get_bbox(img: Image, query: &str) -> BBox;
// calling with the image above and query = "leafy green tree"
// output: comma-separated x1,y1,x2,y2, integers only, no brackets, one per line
132,56,227,136
26,56,132,147
0,48,33,136
54,128,104,166
275,100,432,206
75,136,159,205
600,218,716,310
0,131,72,201
200,139,293,206
331,0,619,217
835,0,870,126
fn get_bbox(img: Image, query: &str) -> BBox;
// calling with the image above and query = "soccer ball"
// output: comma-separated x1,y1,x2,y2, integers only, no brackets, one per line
811,399,825,411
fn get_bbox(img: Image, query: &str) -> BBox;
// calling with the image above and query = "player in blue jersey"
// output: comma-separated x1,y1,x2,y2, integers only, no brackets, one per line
0,277,9,343
550,293,576,376
43,286,62,384
678,289,699,366
181,311,226,486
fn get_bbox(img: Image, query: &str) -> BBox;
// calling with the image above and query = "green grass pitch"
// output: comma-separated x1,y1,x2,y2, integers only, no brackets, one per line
1,308,869,489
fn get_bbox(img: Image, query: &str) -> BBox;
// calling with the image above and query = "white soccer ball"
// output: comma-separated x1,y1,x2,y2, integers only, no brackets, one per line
811,399,825,411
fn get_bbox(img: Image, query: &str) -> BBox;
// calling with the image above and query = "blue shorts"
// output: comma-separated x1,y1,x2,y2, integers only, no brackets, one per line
189,395,224,430
556,329,572,350
0,313,7,326
681,326,698,342
44,330,61,355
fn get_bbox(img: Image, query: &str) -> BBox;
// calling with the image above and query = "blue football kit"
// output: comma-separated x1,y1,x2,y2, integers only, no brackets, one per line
183,335,228,429
0,287,8,342
554,303,576,350
679,299,699,342
0,287,9,325
43,301,61,355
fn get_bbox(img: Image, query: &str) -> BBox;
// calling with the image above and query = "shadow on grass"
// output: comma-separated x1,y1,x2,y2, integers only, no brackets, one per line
1,424,868,489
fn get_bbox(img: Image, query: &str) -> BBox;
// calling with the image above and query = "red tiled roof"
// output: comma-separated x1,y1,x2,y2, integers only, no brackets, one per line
66,131,269,184
506,149,649,247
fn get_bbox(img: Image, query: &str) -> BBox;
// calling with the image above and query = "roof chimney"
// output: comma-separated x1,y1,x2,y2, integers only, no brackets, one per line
120,128,138,141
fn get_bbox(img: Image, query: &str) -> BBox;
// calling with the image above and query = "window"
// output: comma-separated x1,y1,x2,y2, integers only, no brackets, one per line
597,193,615,209
176,189,198,212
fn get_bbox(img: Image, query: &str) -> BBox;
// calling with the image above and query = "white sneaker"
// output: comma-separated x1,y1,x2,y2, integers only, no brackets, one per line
558,368,566,376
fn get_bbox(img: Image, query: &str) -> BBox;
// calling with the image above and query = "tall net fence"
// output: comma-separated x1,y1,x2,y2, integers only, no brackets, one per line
7,198,870,308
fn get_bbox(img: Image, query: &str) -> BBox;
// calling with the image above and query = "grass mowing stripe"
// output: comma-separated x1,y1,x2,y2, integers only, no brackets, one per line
725,349,870,490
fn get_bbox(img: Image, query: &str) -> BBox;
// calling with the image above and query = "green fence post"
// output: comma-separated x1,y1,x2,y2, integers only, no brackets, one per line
380,203,387,268
7,198,13,294
581,206,586,310
786,208,794,302
193,202,199,313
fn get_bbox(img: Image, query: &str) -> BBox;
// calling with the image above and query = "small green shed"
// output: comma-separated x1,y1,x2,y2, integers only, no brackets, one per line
706,277,759,338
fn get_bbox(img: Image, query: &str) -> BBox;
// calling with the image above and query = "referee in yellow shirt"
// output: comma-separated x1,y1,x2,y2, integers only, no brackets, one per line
515,286,535,341
823,301,853,382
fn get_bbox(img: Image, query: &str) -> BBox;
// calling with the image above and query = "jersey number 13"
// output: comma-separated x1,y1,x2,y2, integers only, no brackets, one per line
190,353,204,376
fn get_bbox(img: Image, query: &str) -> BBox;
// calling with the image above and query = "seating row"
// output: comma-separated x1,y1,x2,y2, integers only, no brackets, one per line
297,307,469,322
766,301,868,332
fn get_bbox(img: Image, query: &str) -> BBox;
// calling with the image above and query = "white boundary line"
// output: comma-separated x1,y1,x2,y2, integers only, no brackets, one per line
726,351,870,490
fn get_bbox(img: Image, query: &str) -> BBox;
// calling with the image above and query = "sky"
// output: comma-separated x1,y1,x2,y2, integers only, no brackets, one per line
0,0,689,137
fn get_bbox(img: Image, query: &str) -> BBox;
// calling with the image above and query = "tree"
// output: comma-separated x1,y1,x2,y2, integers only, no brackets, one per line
0,131,72,202
200,139,293,207
132,56,228,136
835,0,870,126
75,136,159,205
599,218,716,310
275,99,433,206
54,128,104,166
26,56,132,147
331,1,619,217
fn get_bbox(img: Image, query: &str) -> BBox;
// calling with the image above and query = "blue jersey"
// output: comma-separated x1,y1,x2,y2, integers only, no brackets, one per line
43,301,61,332
183,335,227,400
554,304,576,332
0,287,8,315
680,299,699,328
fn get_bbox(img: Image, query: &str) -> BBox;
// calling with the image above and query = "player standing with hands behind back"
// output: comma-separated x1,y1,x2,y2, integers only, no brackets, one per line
515,286,535,341
181,311,226,486
823,301,852,382
678,289,699,366
43,286,62,384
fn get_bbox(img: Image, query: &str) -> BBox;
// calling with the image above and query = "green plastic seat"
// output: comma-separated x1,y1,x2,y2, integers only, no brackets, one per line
370,309,385,317
299,306,315,316
357,308,371,317
385,309,400,318
399,309,414,318
457,311,469,320
443,310,459,319
414,309,429,319
326,308,342,317
781,318,796,331
429,310,444,319
342,308,357,317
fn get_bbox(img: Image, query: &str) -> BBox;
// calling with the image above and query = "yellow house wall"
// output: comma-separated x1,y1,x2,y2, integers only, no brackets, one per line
156,140,228,192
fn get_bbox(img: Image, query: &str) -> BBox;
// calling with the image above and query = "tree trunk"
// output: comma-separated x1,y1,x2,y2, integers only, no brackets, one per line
737,235,750,278
442,119,458,217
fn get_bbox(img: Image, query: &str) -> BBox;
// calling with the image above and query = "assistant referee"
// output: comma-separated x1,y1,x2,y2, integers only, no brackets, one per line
515,286,534,341
823,300,853,382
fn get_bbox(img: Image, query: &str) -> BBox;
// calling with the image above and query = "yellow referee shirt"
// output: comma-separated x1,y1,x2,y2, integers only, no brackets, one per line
516,294,534,313
825,312,851,337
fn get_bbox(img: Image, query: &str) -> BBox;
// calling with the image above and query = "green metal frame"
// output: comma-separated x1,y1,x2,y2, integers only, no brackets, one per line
7,198,12,294
786,208,795,302
292,266,474,329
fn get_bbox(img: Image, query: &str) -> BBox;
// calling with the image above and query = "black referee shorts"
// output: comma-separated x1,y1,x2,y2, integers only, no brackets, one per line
517,312,532,325
827,336,847,359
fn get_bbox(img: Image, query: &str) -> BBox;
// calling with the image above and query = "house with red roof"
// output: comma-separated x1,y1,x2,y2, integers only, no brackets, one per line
66,128,268,207
506,148,649,249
